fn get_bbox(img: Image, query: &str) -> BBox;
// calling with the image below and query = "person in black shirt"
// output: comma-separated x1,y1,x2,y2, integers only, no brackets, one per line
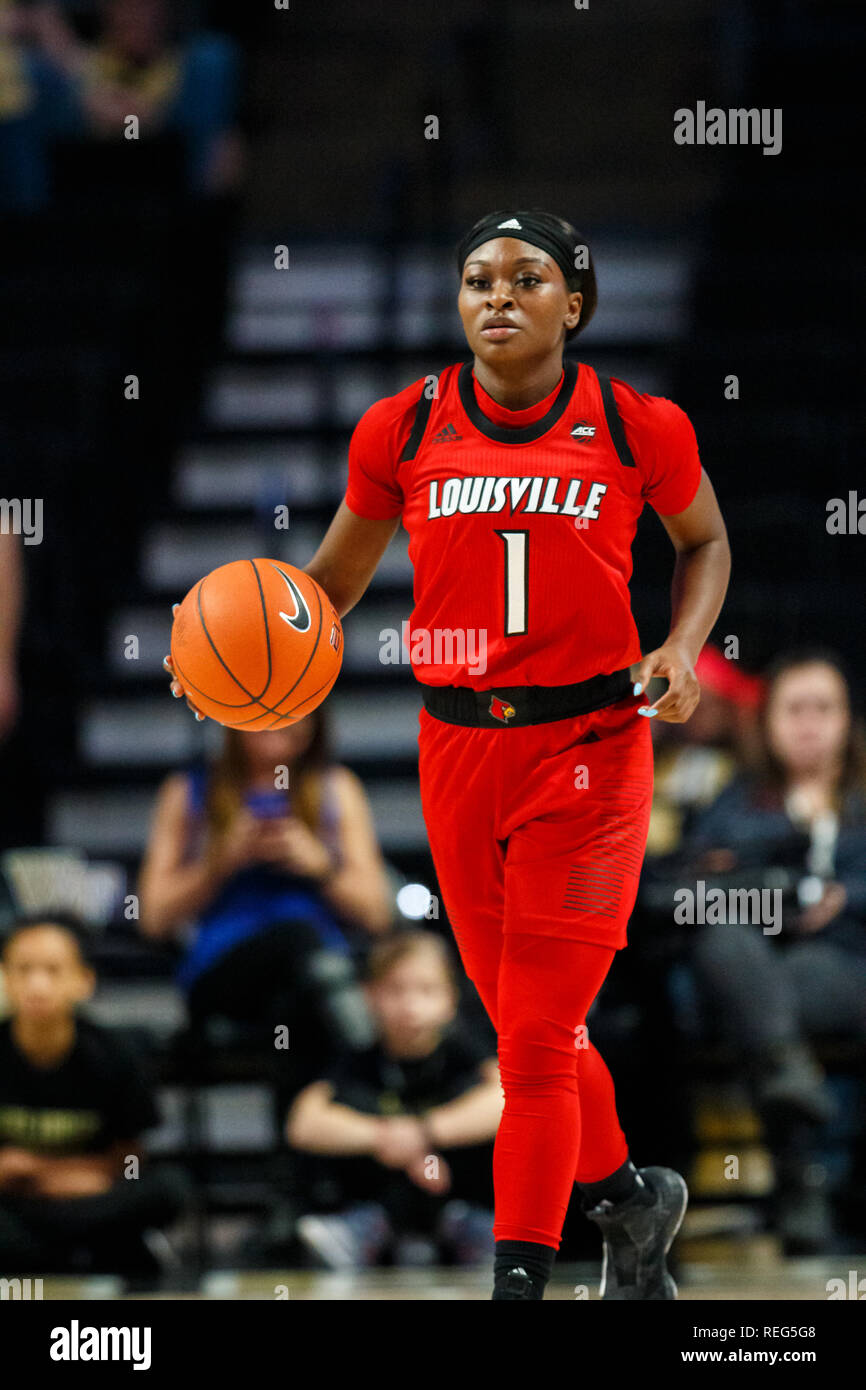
0,913,188,1276
286,929,500,1267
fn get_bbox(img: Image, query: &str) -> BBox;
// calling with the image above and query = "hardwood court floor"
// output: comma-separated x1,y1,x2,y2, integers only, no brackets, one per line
37,1240,863,1300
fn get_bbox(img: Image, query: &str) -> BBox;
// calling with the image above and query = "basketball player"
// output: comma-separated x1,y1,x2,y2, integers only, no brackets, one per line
167,209,731,1299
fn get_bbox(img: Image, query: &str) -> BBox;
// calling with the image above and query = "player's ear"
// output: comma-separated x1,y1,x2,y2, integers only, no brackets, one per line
565,289,583,331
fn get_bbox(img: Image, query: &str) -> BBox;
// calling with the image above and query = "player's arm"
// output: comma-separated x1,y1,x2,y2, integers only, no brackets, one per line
632,468,731,723
301,501,400,618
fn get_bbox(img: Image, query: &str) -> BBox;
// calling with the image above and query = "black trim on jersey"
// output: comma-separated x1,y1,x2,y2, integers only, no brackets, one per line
399,379,439,461
458,358,579,444
597,374,637,468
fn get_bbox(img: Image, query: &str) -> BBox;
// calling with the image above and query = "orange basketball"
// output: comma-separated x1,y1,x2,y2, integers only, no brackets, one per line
170,558,343,729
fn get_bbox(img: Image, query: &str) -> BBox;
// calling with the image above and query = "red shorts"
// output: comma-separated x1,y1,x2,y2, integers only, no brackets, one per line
417,689,653,973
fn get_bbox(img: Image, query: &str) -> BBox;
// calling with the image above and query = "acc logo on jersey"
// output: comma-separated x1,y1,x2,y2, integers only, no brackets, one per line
489,694,516,723
570,420,596,440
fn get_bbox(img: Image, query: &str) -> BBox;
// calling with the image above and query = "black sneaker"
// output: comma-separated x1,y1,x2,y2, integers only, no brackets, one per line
584,1166,688,1300
492,1265,541,1300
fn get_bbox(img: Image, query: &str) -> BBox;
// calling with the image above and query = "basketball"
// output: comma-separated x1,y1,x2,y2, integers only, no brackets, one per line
169,558,343,729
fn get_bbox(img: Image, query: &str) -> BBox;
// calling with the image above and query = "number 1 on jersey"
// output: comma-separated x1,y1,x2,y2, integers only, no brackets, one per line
494,529,529,636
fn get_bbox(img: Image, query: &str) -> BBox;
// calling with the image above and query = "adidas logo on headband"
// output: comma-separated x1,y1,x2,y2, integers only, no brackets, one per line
497,218,522,229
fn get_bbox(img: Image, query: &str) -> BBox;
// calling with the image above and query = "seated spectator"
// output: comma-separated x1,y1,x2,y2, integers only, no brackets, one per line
138,708,393,1093
0,912,188,1278
6,0,242,200
286,929,500,1269
645,644,764,858
0,2,90,213
678,648,866,1254
0,0,46,213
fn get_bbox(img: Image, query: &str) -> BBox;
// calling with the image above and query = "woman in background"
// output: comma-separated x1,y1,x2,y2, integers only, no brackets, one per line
683,648,866,1254
138,706,393,1093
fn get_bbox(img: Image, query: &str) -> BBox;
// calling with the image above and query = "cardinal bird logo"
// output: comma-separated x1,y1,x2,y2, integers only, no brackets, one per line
489,694,517,723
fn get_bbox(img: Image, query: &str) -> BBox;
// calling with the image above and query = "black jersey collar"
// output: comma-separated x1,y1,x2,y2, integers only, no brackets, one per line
458,358,579,444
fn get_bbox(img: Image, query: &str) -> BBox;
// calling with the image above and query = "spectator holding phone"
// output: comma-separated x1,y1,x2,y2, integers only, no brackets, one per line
138,706,394,1090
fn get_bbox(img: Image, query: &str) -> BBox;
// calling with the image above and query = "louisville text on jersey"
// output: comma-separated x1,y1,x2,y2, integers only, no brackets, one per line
428,475,608,520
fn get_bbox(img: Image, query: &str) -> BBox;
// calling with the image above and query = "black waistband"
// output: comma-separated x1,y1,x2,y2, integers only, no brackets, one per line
419,668,633,728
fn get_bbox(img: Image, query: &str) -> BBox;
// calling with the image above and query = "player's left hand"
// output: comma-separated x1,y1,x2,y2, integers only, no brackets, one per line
630,640,700,723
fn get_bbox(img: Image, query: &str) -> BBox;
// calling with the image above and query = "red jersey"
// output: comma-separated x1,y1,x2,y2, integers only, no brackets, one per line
344,359,703,689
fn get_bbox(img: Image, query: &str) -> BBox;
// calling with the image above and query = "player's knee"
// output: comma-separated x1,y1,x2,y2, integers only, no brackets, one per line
497,1014,579,1086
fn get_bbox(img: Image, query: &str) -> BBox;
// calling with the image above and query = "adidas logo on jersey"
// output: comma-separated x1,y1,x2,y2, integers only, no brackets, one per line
570,420,596,439
431,423,463,444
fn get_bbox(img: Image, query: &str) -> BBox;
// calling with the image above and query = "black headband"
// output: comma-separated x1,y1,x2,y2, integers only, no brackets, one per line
456,211,585,287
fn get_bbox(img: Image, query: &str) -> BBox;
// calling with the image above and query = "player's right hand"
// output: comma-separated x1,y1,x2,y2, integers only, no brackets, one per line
164,617,205,719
